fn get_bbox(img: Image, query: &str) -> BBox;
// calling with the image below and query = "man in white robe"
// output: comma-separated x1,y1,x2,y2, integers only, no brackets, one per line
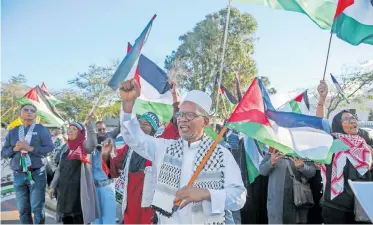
119,79,246,224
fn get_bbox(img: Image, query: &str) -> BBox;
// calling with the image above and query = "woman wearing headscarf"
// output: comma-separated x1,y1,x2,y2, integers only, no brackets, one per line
48,116,100,224
315,82,373,223
120,112,161,224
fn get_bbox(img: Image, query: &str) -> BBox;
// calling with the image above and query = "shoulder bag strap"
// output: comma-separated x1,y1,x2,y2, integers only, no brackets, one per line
285,159,296,180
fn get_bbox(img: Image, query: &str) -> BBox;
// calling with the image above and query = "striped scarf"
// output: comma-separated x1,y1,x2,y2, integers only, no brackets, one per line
321,133,372,200
18,123,36,184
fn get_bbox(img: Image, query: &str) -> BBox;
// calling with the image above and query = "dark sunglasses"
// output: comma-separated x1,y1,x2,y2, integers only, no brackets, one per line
22,108,36,113
174,112,204,121
98,128,106,131
341,116,358,123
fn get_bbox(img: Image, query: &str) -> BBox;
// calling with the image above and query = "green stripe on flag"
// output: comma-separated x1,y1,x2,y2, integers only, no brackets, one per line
236,0,336,29
332,12,373,46
245,151,260,184
135,99,173,123
226,121,294,155
289,100,302,114
204,127,218,140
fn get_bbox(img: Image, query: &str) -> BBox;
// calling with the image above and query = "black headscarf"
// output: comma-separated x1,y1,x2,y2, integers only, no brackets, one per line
331,110,373,146
331,110,349,134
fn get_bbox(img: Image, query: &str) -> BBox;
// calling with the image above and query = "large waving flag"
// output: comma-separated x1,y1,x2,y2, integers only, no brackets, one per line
330,73,350,103
18,86,65,127
108,15,156,90
124,43,174,123
220,84,238,105
244,90,310,183
225,78,348,163
237,0,337,29
277,90,310,114
41,82,64,106
128,43,172,94
332,0,373,45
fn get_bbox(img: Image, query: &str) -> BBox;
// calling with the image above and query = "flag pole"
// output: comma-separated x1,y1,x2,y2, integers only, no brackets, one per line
1,105,17,118
214,0,232,130
172,126,227,212
87,86,109,118
322,33,333,80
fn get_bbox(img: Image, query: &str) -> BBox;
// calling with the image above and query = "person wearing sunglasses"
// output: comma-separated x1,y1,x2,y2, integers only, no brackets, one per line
1,104,54,224
96,121,121,144
118,79,245,224
315,81,373,224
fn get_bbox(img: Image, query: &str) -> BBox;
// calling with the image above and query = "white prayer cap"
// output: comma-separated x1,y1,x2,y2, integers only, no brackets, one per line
181,90,212,114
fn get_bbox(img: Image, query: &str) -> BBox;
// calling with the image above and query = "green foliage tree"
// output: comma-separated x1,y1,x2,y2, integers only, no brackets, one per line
164,7,275,117
1,74,30,124
59,63,121,122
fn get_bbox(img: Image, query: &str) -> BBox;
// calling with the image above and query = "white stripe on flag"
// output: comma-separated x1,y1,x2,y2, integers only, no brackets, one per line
270,121,334,160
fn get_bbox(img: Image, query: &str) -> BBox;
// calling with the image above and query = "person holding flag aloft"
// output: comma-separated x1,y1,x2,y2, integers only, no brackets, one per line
118,78,246,224
316,81,373,224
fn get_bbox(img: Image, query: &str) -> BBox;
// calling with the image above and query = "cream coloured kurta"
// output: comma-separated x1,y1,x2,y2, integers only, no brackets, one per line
120,111,246,224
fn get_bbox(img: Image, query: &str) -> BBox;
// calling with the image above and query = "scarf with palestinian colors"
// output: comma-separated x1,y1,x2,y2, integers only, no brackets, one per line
18,123,36,184
67,122,90,164
321,133,372,200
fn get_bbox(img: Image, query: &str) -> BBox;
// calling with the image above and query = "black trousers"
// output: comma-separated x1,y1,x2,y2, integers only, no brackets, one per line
62,215,84,224
307,170,323,224
322,206,357,224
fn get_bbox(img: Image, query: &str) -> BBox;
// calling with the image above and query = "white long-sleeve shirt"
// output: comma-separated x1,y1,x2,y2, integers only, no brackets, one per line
120,111,246,224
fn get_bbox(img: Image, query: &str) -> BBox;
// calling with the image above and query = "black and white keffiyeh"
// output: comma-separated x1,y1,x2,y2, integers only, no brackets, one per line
151,135,226,224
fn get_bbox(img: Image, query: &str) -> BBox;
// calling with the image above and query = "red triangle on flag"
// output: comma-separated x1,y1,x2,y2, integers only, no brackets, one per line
334,0,354,19
227,78,271,126
23,88,40,103
294,93,304,103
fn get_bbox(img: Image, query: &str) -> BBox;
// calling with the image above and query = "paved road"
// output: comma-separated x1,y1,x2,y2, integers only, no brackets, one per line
1,194,57,224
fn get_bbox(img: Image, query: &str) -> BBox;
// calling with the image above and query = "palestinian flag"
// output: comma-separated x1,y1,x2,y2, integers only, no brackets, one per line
225,78,348,163
125,44,174,123
108,14,156,90
128,43,172,94
330,73,350,103
332,0,373,45
237,0,337,29
243,136,266,183
277,90,310,114
18,86,65,127
41,82,64,106
220,84,238,105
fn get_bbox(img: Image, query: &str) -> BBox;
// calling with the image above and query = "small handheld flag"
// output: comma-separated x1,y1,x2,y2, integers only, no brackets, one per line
330,73,350,104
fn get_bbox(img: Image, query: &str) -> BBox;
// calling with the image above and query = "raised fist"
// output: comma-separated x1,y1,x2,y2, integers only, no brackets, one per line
317,80,328,100
119,79,140,103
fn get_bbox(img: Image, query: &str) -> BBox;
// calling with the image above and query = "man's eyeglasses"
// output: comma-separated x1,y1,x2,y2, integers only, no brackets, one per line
341,116,358,123
22,108,36,113
98,128,106,131
174,112,204,121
